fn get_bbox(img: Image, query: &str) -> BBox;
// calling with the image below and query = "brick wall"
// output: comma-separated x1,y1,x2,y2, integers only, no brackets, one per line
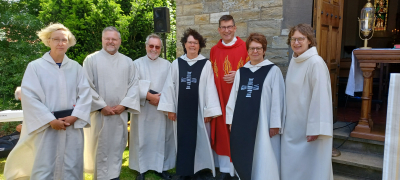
176,0,289,75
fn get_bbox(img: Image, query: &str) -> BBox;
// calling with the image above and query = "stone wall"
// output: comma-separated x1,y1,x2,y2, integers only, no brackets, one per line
176,0,289,75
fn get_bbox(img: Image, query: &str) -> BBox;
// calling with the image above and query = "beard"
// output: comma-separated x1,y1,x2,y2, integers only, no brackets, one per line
147,51,160,60
104,43,119,54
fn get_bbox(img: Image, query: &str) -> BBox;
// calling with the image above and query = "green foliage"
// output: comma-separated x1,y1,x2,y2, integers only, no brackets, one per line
0,122,20,136
166,0,176,61
0,0,45,111
38,0,176,63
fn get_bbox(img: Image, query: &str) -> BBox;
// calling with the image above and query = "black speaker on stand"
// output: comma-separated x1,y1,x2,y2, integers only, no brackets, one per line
153,7,170,59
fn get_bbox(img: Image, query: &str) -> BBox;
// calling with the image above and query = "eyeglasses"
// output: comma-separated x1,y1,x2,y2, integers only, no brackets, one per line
103,37,119,42
186,41,199,45
148,44,161,50
50,38,68,44
290,37,307,43
219,25,235,31
248,47,263,52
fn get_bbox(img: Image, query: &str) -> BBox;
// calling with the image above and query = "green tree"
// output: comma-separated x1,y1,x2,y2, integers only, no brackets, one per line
39,0,176,63
0,0,45,133
0,0,45,110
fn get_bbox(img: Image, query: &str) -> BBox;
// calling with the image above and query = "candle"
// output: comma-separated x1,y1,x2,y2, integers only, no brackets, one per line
364,13,369,30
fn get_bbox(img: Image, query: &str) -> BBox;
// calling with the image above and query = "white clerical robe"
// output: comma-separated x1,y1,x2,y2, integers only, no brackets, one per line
129,55,176,173
281,47,333,180
157,54,222,177
82,49,140,180
4,52,92,180
226,60,285,180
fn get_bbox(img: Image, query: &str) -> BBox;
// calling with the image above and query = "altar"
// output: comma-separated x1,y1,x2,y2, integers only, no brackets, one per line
346,49,400,141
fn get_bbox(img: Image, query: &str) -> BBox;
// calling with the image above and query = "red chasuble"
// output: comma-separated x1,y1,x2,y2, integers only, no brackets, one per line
210,37,249,159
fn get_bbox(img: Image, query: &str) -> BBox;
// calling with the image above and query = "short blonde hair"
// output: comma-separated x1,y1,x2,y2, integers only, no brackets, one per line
37,23,76,47
14,87,21,100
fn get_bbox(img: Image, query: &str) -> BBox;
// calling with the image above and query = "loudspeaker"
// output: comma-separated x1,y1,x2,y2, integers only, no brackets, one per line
153,7,170,33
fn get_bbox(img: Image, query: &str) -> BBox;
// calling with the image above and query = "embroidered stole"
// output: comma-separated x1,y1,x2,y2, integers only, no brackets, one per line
176,57,207,176
230,64,274,180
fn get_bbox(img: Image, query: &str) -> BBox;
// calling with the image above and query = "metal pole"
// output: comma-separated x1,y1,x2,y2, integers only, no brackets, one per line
163,33,167,59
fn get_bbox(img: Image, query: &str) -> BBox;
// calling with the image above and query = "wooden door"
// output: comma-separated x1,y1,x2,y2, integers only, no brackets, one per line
313,0,344,122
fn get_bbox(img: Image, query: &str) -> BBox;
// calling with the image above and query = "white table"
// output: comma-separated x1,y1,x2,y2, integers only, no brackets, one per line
0,110,23,122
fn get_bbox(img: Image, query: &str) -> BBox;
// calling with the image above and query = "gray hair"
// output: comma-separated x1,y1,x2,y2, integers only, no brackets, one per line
102,26,121,39
15,87,21,100
145,33,163,48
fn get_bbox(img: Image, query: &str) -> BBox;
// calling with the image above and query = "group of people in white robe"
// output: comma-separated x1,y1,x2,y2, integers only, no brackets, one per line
4,15,333,180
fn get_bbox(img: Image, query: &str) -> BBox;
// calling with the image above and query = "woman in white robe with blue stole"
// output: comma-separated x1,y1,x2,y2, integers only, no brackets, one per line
158,28,222,180
281,24,333,180
226,33,285,180
4,23,92,180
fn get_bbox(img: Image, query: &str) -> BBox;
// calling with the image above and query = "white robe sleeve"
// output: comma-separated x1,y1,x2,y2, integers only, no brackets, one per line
138,80,151,106
134,60,151,106
203,61,222,118
267,67,286,134
72,67,92,129
120,62,140,114
21,63,55,135
83,56,108,112
158,61,178,113
225,70,241,124
306,59,333,137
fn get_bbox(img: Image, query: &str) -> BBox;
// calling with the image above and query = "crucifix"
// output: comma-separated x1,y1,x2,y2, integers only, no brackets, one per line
240,78,260,97
181,71,197,89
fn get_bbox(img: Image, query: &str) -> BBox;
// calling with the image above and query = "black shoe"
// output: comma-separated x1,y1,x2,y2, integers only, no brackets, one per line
156,171,172,180
216,172,231,180
136,173,145,180
178,176,191,180
193,170,212,180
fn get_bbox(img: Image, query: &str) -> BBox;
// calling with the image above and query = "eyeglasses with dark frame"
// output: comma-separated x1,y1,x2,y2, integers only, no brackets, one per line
248,47,263,52
219,25,235,31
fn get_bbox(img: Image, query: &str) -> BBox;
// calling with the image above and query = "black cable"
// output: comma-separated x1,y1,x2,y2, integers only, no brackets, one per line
335,131,351,149
333,121,357,130
334,95,358,149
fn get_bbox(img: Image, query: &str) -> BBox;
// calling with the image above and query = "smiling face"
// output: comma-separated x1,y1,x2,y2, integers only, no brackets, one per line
102,31,121,55
48,30,70,55
218,20,237,44
290,30,311,57
248,41,265,63
146,37,162,60
184,35,200,56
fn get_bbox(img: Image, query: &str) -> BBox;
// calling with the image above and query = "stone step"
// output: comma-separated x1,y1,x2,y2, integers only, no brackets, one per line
333,173,371,180
332,150,383,180
333,121,384,155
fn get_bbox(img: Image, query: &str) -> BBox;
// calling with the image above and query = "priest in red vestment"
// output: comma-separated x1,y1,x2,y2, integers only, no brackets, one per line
210,15,249,180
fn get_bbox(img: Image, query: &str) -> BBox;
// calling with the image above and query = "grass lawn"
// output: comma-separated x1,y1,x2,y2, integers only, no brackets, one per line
0,147,174,180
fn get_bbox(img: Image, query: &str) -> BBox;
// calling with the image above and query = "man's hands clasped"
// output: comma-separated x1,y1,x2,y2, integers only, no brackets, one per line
147,92,161,106
101,105,127,116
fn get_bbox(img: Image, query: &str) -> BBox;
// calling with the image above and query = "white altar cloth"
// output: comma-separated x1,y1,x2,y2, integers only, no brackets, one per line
383,73,400,180
345,48,398,96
